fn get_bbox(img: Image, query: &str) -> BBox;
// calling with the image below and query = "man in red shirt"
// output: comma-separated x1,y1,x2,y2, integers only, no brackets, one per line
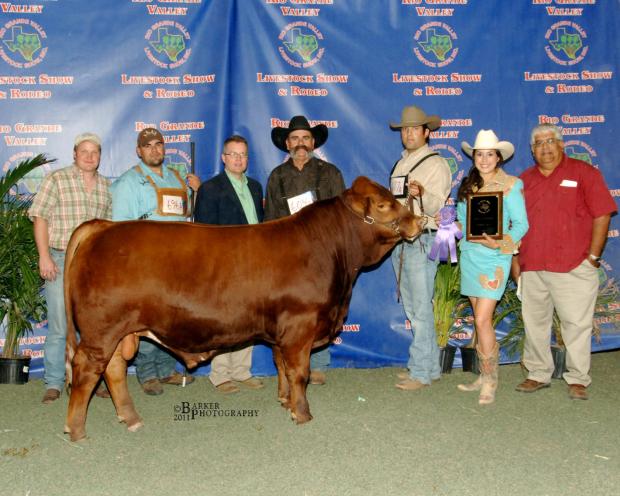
514,124,616,400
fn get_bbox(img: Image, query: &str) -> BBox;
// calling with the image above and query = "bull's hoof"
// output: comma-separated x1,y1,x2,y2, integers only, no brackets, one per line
64,424,87,441
67,429,87,442
119,414,144,433
278,397,291,410
117,411,143,431
291,411,313,424
127,420,144,433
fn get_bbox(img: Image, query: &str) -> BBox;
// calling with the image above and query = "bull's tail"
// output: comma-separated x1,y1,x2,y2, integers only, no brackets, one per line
64,219,112,390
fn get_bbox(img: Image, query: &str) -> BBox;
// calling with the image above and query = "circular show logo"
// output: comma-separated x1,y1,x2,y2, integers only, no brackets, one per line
431,143,465,191
2,151,51,196
145,21,191,69
545,21,588,66
278,21,325,68
413,22,458,68
563,139,598,168
0,18,47,69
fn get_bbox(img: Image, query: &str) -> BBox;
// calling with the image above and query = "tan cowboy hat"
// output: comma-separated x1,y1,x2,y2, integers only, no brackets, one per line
271,115,328,152
461,129,515,161
389,105,442,131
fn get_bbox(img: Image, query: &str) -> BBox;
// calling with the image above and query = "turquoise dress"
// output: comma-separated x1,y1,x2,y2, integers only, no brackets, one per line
457,169,529,300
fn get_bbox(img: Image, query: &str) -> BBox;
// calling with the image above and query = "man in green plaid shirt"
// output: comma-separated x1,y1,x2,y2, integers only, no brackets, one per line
29,132,112,404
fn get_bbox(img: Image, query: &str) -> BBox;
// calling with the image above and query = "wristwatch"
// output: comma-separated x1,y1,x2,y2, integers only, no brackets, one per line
588,253,601,262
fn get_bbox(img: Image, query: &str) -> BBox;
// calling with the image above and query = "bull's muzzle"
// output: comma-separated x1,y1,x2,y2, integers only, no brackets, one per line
400,212,422,241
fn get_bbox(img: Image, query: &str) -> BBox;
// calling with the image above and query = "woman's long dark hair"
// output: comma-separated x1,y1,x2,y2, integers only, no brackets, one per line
456,150,503,202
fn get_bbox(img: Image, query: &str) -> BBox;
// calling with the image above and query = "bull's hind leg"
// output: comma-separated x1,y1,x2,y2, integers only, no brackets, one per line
281,341,313,424
105,343,143,433
273,346,290,409
64,346,105,442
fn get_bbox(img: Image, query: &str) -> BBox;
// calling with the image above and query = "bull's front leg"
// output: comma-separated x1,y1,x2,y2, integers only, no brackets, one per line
273,346,290,409
105,343,143,433
64,346,105,442
281,342,313,424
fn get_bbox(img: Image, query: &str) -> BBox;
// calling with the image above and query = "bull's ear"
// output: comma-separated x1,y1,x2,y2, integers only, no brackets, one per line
342,188,367,216
351,176,372,194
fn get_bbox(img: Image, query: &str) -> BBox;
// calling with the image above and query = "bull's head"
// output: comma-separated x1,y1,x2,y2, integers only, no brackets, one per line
341,176,421,243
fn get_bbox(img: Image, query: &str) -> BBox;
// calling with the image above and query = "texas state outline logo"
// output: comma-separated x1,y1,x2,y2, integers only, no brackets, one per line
278,21,325,68
545,21,588,66
145,21,191,69
164,148,192,177
0,19,48,68
413,22,458,68
564,139,598,168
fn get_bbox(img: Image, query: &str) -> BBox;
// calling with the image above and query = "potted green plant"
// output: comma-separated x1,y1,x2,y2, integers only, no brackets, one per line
0,154,53,384
433,260,466,373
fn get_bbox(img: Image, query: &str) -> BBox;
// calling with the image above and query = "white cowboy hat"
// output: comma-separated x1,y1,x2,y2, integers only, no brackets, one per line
461,129,514,161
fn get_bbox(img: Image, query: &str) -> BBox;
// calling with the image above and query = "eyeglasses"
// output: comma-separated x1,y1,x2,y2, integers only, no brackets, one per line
223,152,248,159
533,138,558,148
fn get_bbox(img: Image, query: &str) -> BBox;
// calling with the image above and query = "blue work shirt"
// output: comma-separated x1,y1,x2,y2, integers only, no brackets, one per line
111,161,192,222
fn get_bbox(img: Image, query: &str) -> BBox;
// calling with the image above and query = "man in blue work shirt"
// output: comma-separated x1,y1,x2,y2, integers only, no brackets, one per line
111,127,200,395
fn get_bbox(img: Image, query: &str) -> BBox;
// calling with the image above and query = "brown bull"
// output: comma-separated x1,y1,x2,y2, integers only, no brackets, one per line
63,176,420,441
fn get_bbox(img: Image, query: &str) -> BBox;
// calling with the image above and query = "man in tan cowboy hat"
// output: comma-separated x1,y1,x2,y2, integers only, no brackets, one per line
388,105,452,391
111,127,201,396
264,115,345,385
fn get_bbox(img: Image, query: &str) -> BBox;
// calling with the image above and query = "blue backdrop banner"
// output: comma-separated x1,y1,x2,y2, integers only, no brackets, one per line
1,0,618,377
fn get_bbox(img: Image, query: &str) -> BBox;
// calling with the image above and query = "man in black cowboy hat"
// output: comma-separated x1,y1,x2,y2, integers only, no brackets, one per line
264,115,345,385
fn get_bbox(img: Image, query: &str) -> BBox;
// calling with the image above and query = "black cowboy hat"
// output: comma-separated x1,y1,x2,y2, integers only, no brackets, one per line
271,115,328,152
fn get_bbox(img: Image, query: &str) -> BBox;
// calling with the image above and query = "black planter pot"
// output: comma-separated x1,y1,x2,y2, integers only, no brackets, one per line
0,356,31,384
551,345,568,379
439,345,457,374
460,346,480,375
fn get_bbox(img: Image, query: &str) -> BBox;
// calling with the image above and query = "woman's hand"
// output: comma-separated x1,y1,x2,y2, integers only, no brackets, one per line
470,233,500,250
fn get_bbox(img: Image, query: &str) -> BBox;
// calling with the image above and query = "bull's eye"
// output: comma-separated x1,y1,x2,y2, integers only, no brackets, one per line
377,202,386,210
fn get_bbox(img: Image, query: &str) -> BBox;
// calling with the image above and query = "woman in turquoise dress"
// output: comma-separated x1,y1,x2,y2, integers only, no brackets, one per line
456,130,529,405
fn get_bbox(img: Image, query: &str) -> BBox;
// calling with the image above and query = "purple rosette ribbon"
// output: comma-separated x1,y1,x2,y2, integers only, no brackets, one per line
428,206,462,263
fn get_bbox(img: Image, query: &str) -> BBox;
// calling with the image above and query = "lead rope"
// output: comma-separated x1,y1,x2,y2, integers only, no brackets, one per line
396,191,426,303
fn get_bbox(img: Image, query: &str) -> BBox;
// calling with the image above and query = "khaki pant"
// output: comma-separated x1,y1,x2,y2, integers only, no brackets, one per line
209,346,253,387
521,259,599,386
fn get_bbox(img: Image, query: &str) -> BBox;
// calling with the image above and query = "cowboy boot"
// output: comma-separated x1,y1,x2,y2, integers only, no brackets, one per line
478,342,499,405
457,345,481,392
457,375,481,392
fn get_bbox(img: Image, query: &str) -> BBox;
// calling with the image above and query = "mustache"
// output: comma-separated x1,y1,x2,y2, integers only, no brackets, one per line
291,145,312,157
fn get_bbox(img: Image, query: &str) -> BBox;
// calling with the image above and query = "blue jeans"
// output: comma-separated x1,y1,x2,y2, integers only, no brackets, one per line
391,233,440,384
133,339,177,384
310,347,330,371
43,249,67,391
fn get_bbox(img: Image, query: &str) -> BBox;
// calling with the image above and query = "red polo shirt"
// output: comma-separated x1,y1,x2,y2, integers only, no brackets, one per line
519,154,617,273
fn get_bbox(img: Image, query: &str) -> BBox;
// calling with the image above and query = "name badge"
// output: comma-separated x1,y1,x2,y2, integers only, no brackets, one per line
162,194,185,215
560,179,577,188
287,190,316,215
390,176,407,198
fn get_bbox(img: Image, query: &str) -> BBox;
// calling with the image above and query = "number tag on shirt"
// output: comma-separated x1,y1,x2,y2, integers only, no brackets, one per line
162,194,185,215
287,190,316,215
390,176,407,199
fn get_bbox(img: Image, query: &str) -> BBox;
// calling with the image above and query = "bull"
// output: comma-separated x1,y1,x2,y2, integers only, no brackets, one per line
63,176,420,441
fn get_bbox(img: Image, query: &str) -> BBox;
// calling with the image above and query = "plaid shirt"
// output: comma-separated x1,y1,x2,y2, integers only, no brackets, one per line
28,165,111,250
